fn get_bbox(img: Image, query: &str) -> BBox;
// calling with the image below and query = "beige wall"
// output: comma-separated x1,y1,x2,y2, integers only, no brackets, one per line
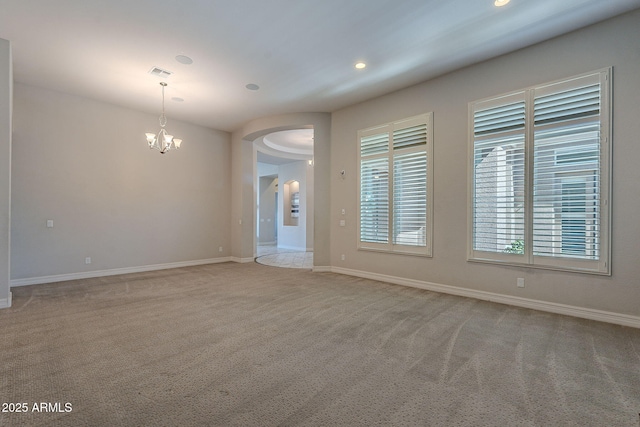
11,83,231,281
330,11,640,317
0,39,11,306
277,160,308,251
258,176,277,245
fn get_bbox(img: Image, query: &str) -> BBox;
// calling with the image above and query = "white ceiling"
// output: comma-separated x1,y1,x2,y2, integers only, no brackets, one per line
264,129,314,156
1,0,638,133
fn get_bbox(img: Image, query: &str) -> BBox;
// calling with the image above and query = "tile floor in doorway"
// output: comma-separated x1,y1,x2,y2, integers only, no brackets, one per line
256,245,313,269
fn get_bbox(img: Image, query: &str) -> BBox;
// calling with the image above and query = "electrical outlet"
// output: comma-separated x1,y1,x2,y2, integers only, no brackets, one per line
219,246,223,252
85,257,92,265
341,254,345,261
517,278,525,288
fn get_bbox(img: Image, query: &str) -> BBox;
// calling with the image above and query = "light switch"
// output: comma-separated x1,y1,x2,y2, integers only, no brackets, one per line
46,220,54,228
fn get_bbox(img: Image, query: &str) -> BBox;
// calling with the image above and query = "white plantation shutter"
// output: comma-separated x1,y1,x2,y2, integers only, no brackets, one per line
360,157,389,243
469,69,610,274
361,132,389,156
358,113,433,255
393,123,427,149
471,95,526,255
534,82,600,125
532,74,602,261
474,101,526,135
393,151,427,246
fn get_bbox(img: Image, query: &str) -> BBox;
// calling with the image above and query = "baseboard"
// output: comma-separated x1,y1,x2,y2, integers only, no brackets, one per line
330,266,640,329
0,291,11,308
231,256,255,263
312,266,332,273
10,258,232,287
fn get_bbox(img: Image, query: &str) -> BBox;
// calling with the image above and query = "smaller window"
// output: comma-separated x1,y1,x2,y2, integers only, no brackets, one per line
358,113,434,256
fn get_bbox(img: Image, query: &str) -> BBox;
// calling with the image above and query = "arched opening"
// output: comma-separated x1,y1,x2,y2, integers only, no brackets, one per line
254,128,314,268
232,112,330,270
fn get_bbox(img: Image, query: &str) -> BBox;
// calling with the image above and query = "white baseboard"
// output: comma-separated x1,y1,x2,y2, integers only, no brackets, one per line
10,258,232,287
330,266,640,329
312,266,332,273
0,291,11,308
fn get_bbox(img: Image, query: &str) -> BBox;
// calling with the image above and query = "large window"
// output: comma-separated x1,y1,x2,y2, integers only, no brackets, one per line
358,113,433,256
468,69,611,274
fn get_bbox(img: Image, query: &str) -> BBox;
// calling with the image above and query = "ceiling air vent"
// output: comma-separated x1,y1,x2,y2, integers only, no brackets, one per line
148,66,173,79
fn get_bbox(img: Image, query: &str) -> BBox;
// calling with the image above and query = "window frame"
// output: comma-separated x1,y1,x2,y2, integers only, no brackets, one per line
467,68,611,275
357,113,434,257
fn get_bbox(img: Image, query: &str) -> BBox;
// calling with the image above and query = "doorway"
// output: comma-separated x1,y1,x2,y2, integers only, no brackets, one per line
254,128,314,268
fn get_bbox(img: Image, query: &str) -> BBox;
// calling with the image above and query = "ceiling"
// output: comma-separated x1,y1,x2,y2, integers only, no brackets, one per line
255,128,314,164
1,0,638,133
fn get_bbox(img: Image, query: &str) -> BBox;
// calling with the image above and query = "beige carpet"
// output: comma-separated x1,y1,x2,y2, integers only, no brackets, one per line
1,262,639,426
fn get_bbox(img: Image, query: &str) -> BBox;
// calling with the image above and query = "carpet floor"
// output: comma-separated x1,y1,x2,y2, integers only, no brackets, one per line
1,262,639,426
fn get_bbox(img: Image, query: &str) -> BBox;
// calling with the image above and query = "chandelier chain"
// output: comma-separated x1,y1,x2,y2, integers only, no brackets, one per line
159,82,167,128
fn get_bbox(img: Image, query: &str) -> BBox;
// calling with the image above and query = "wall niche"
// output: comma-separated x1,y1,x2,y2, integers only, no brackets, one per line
283,180,299,226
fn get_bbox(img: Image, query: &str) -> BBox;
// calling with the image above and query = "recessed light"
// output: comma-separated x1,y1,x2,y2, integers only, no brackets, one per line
246,83,260,91
355,62,366,69
175,55,193,65
494,0,510,6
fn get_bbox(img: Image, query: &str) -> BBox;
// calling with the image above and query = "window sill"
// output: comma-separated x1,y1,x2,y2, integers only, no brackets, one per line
467,255,610,276
358,246,432,258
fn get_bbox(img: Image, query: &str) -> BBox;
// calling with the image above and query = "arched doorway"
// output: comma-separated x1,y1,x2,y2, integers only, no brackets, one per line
254,129,314,268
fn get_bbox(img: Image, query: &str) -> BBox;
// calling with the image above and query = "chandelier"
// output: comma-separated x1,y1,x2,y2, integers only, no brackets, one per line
145,82,182,154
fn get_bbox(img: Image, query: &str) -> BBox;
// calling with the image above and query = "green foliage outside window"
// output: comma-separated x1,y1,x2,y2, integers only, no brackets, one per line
504,239,524,254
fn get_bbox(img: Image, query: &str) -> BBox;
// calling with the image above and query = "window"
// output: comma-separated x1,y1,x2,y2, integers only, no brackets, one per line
468,69,611,274
358,113,433,256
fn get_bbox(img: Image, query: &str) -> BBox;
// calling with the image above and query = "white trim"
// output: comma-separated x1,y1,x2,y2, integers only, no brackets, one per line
10,258,231,287
330,266,640,329
0,291,11,308
312,266,332,273
231,256,255,263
